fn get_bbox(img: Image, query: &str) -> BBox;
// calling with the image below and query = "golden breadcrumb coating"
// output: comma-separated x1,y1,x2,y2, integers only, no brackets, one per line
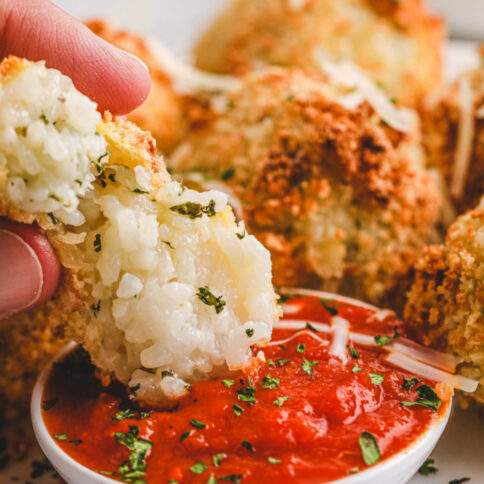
86,19,185,153
405,200,484,407
194,0,445,108
169,68,441,309
422,67,484,213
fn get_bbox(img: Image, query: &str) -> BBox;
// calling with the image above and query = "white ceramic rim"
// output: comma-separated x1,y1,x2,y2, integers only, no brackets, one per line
32,341,451,484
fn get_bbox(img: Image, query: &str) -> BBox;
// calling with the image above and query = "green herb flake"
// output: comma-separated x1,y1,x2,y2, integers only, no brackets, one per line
348,467,359,475
236,386,256,405
402,377,420,390
108,173,116,182
220,475,242,483
222,379,235,388
133,188,149,194
93,233,102,253
70,439,83,446
448,479,471,484
267,456,281,464
221,168,235,181
374,335,392,346
47,213,58,225
54,433,68,441
273,396,289,407
245,328,255,338
347,346,359,359
232,404,244,416
268,358,290,367
197,286,226,314
207,474,217,484
114,408,136,421
190,462,208,475
40,113,49,124
42,398,58,411
241,440,254,453
115,426,152,482
320,299,338,316
261,374,280,390
167,480,179,484
95,152,109,175
296,343,305,353
352,364,362,373
190,419,206,429
400,384,441,412
358,432,381,466
418,458,438,476
180,431,191,442
98,470,114,476
90,300,101,315
170,200,216,219
305,322,319,332
301,358,318,377
213,452,227,467
369,373,384,385
236,228,246,240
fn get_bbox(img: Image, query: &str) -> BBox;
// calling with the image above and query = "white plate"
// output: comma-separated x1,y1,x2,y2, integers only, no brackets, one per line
1,2,482,483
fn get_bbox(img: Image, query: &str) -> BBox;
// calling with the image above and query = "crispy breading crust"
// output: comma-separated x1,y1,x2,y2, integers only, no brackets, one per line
423,67,484,213
405,201,484,407
170,69,441,309
0,57,168,418
86,19,186,153
193,0,445,108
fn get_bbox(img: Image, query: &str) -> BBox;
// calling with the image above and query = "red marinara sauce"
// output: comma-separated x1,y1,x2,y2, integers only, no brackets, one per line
42,294,451,483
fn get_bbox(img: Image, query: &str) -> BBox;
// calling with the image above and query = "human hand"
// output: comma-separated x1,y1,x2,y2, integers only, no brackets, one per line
0,0,151,319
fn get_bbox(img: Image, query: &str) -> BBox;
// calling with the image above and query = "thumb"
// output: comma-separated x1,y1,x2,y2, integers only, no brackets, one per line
0,220,60,320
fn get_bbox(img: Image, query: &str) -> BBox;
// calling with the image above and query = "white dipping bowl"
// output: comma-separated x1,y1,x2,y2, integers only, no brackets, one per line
32,342,451,484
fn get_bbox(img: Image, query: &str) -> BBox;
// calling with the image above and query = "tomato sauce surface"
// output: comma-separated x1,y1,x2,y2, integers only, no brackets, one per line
42,295,450,483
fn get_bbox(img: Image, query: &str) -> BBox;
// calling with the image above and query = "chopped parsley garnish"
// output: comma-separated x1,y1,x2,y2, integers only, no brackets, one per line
95,152,109,175
418,458,438,476
190,419,206,429
70,439,83,446
400,384,441,412
296,343,305,353
245,328,255,338
207,475,216,484
278,294,292,304
320,299,338,316
449,479,471,484
232,404,244,416
108,173,116,182
268,456,281,464
99,470,114,476
268,358,290,367
358,432,380,466
213,453,227,467
222,379,235,388
220,474,242,483
114,409,136,421
236,385,256,405
93,233,102,252
305,322,319,332
47,212,58,225
170,200,216,219
168,480,179,484
374,328,400,346
348,467,359,475
301,358,318,376
40,113,49,124
352,364,361,373
190,462,208,475
241,440,254,453
180,431,191,442
221,167,235,181
115,426,152,483
133,188,149,194
161,370,174,378
42,398,58,411
273,396,289,407
261,374,280,389
402,377,420,390
236,228,246,240
90,300,101,315
369,373,384,385
197,286,226,314
347,346,359,359
54,433,68,441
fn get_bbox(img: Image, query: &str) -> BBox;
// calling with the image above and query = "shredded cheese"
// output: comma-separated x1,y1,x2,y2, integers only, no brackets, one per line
329,316,350,362
451,77,476,199
267,329,329,347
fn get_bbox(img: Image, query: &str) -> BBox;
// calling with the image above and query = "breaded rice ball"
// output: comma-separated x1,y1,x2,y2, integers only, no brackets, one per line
194,0,445,108
169,68,442,308
423,67,484,213
0,57,278,416
405,199,484,407
86,19,185,153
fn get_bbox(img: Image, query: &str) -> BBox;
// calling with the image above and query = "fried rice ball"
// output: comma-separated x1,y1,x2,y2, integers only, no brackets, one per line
0,57,278,417
422,66,484,213
194,0,445,108
169,68,442,309
86,19,185,153
405,199,484,407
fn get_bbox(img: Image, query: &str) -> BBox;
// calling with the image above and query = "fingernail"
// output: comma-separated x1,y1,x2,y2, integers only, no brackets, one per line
0,229,43,319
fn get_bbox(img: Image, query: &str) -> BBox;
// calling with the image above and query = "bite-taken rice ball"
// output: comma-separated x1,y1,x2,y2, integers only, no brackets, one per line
194,0,445,108
422,66,484,213
0,56,279,416
405,199,484,407
169,67,442,310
